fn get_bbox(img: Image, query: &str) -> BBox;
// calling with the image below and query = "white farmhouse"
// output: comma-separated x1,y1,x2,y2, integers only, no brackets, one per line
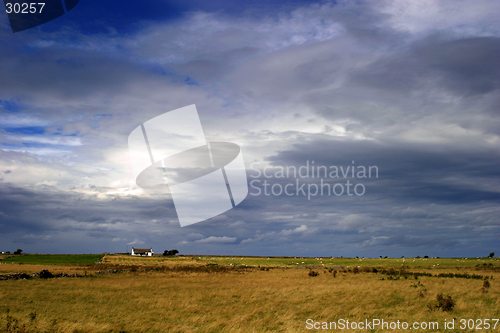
131,247,154,256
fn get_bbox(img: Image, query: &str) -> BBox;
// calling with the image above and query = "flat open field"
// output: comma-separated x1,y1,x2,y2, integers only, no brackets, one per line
104,254,497,269
0,255,499,332
1,254,103,266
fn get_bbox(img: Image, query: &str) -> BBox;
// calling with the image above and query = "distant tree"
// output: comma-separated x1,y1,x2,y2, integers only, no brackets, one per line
423,255,429,258
163,249,179,256
489,252,495,258
416,256,420,259
13,249,22,255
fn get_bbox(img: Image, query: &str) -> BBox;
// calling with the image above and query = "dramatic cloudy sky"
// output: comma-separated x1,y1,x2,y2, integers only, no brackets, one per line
0,0,499,257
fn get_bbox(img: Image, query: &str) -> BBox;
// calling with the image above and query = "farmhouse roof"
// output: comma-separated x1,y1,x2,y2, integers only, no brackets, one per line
132,247,152,252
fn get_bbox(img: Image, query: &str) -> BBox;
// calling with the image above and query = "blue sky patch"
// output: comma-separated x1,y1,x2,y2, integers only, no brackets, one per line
4,126,46,135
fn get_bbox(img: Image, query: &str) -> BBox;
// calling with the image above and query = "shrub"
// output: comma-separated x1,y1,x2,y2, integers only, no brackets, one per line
332,270,337,278
437,294,455,311
482,280,490,293
308,270,319,277
38,270,54,279
430,294,455,311
352,267,359,274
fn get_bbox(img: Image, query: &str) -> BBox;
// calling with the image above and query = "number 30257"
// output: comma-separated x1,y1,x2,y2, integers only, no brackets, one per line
5,3,45,14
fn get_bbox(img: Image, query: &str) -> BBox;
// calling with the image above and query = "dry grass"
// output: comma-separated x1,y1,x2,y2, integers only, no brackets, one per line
0,260,499,332
0,264,87,275
103,254,500,270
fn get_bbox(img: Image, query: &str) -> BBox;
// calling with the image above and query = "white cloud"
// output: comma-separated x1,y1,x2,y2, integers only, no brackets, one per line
228,220,246,228
127,239,145,245
0,114,51,127
241,225,310,244
279,224,308,236
379,0,500,37
21,234,52,241
185,233,204,240
194,236,237,244
9,135,83,146
125,6,344,67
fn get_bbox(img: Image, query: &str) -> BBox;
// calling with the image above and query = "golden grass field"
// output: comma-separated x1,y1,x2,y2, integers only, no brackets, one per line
0,254,499,332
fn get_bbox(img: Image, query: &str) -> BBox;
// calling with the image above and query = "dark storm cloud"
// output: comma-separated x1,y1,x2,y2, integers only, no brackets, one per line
0,182,183,253
328,1,404,45
228,131,499,257
352,37,500,96
0,183,174,233
264,137,500,204
367,234,460,248
0,48,161,100
0,172,498,257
